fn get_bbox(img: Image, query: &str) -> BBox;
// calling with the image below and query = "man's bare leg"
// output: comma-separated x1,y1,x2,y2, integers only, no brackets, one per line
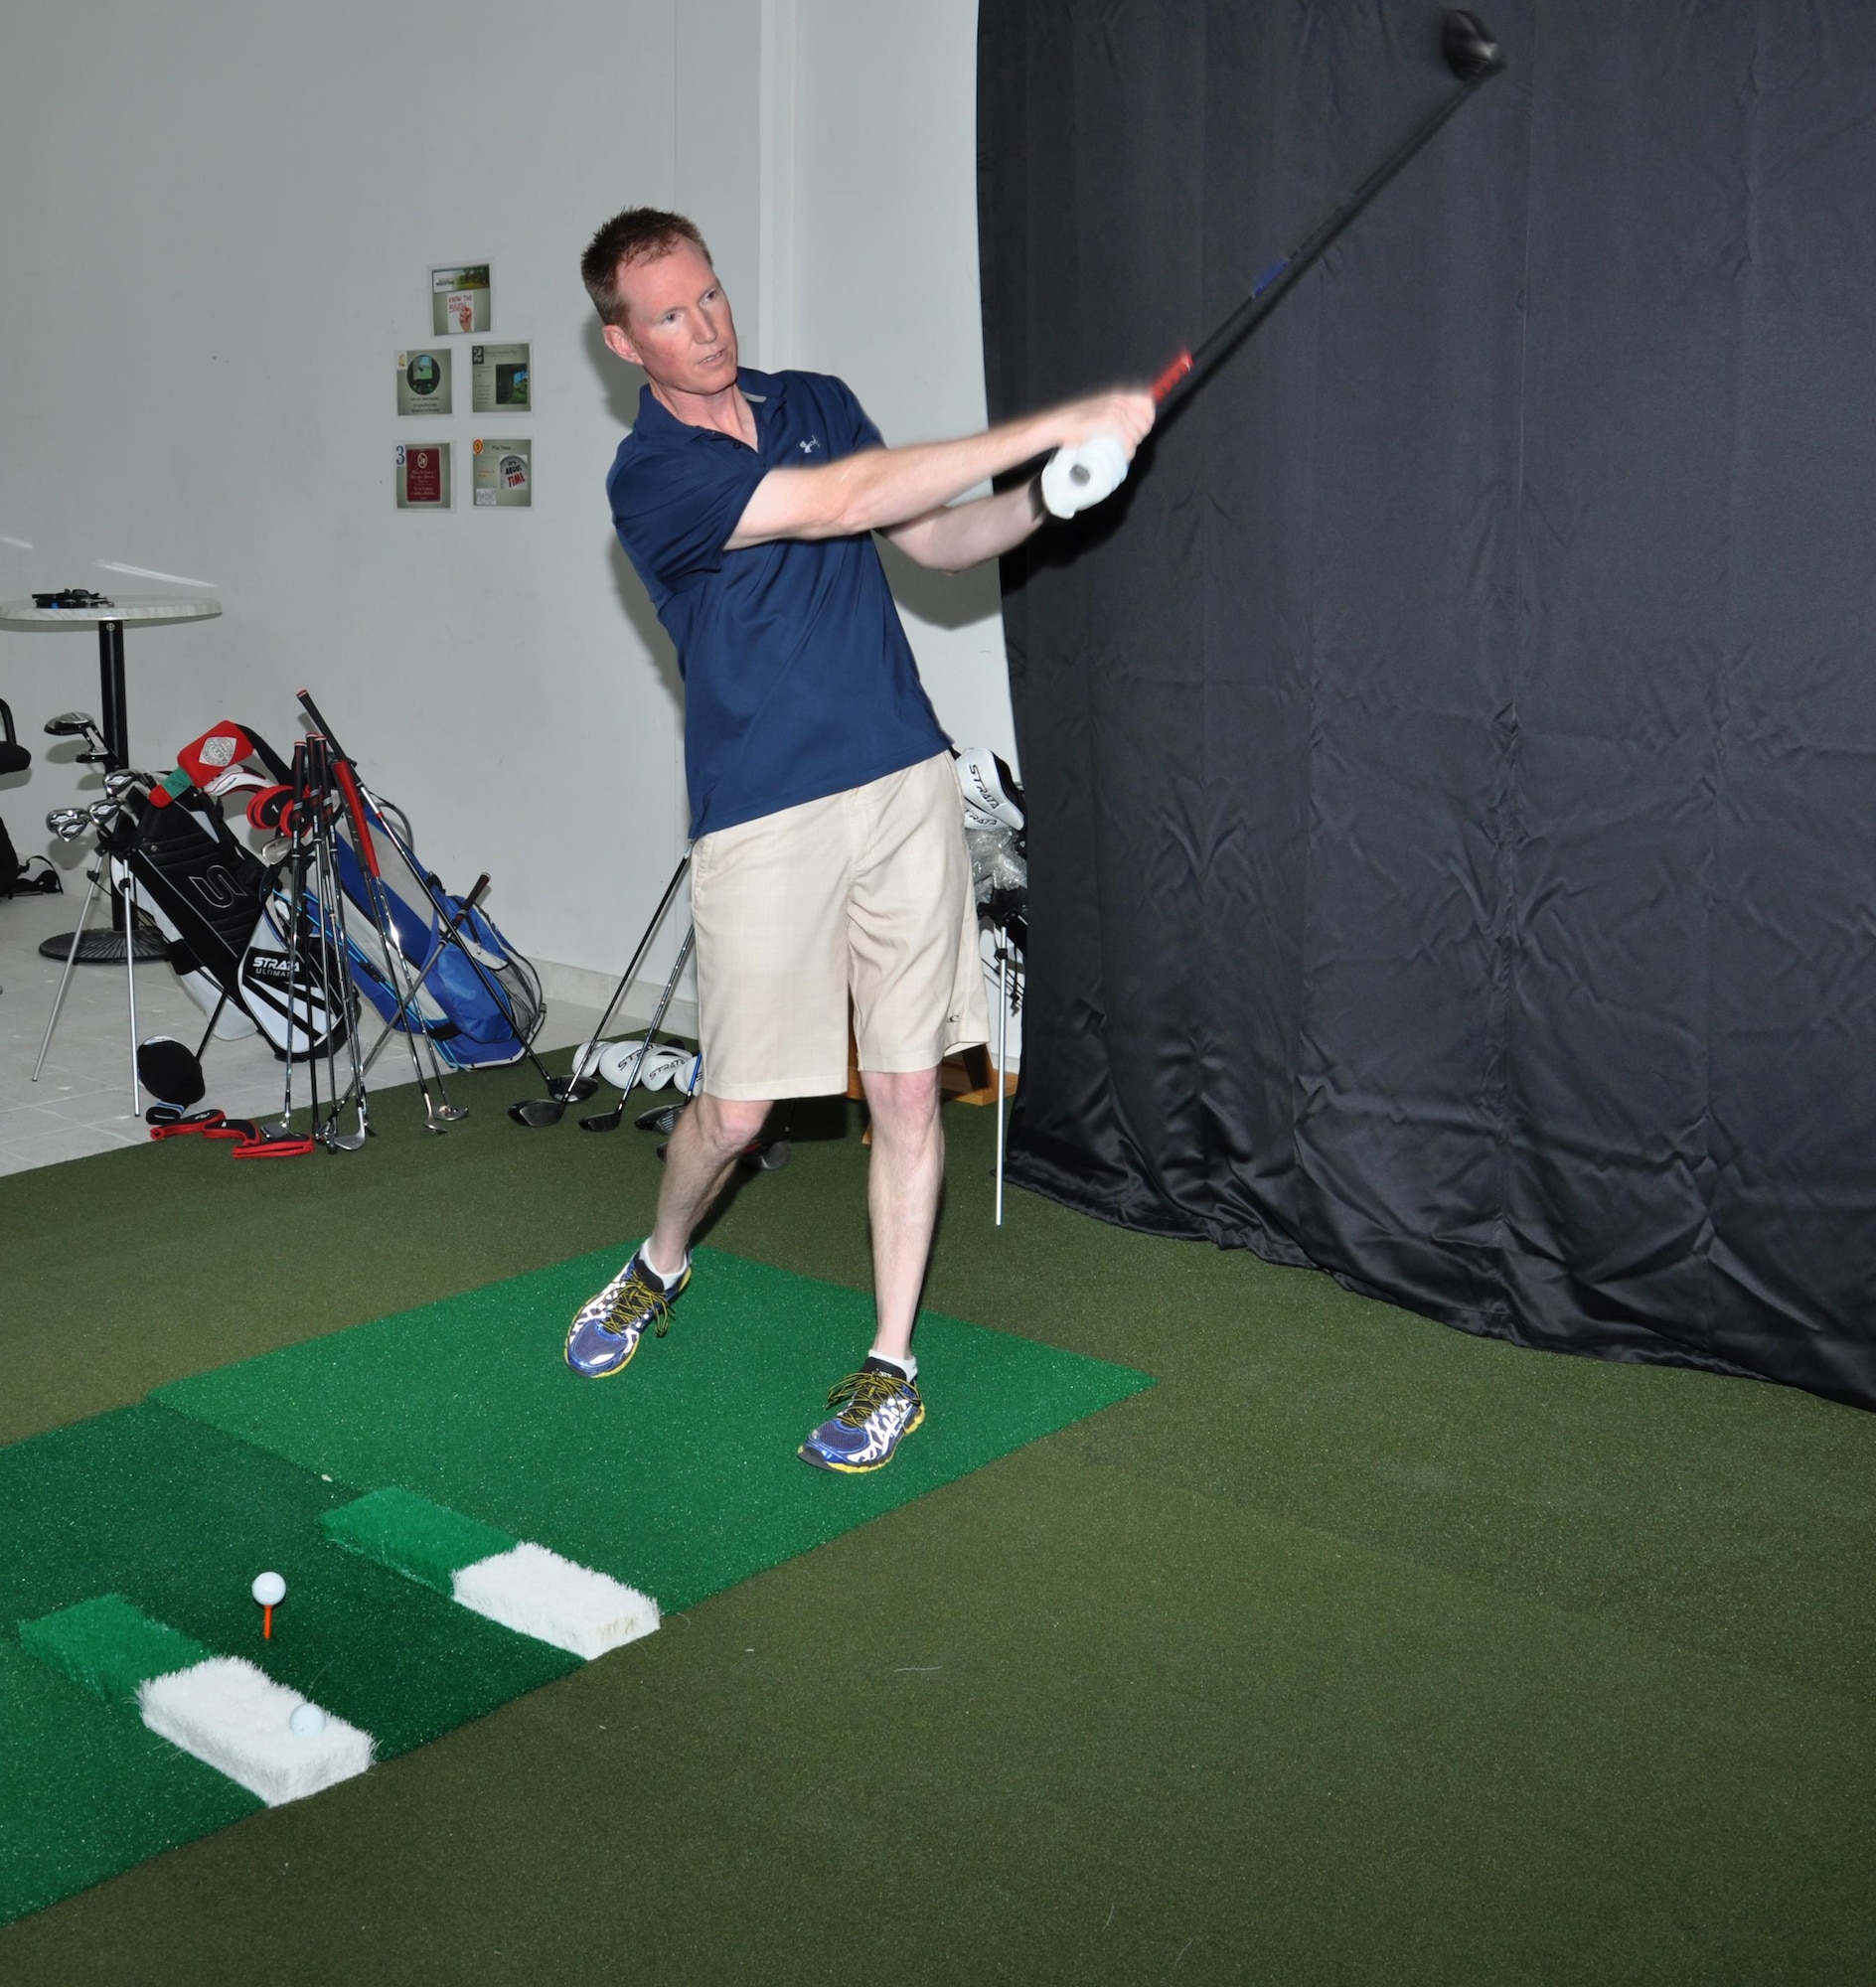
646,1092,772,1276
859,1066,945,1363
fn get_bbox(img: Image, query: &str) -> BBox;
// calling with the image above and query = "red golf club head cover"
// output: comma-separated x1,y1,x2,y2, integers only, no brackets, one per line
178,721,256,792
246,784,294,833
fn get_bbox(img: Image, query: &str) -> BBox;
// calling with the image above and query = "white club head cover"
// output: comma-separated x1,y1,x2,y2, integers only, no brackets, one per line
595,1038,694,1092
1040,433,1131,519
956,746,1025,833
637,1045,697,1092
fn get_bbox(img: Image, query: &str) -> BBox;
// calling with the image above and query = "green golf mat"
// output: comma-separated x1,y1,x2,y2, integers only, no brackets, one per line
155,1245,1153,1614
1,1246,1149,1925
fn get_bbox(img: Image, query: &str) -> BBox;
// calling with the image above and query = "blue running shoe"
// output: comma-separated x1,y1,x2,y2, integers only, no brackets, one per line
798,1362,925,1472
564,1250,690,1379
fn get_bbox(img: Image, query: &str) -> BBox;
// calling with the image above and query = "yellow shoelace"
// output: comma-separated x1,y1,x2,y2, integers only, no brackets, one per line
824,1369,912,1427
602,1270,677,1339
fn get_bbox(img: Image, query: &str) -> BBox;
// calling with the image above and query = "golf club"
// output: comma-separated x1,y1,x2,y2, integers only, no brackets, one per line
353,873,492,1083
300,690,536,1121
306,740,370,1151
311,725,460,1132
578,925,695,1132
508,846,694,1127
1042,8,1505,516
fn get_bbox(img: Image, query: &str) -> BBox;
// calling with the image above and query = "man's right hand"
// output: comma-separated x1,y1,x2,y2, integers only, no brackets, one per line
1046,387,1158,461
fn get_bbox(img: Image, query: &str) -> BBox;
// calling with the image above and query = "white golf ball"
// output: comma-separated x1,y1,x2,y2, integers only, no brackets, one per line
251,1571,286,1606
288,1701,328,1738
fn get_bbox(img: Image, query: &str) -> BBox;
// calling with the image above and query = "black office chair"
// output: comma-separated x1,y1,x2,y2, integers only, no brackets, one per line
1,699,61,913
0,698,29,777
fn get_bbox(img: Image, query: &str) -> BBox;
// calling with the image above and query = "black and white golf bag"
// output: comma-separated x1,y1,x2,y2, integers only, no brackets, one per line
106,780,351,1063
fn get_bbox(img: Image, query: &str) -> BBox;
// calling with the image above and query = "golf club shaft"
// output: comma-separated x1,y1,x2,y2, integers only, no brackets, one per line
1154,59,1499,413
590,927,695,1124
309,753,369,1144
305,692,542,1097
279,744,311,1130
573,851,694,1078
355,875,492,1083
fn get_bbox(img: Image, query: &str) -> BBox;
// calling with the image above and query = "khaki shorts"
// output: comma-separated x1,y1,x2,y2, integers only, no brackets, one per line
692,752,990,1101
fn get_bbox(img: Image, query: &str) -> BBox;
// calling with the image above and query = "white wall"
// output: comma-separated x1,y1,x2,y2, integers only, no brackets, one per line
0,0,1010,1008
790,0,1018,771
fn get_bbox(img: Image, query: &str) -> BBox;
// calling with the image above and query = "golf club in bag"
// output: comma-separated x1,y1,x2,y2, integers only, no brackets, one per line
1041,8,1506,517
291,692,547,1079
31,757,351,1095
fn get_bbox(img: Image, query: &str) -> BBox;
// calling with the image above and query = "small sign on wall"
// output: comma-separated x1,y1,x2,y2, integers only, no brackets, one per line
472,437,531,508
431,263,492,336
471,342,531,413
395,441,452,509
395,348,453,415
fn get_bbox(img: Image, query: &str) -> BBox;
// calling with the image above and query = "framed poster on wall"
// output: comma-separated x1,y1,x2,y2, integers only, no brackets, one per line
395,348,452,415
430,262,492,335
472,437,531,508
395,441,452,509
470,342,530,413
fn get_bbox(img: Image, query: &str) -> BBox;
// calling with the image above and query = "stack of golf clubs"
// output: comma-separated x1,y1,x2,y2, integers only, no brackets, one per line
262,734,373,1152
508,848,697,1133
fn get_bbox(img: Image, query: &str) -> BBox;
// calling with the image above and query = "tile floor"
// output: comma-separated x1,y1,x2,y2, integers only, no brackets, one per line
0,888,601,1177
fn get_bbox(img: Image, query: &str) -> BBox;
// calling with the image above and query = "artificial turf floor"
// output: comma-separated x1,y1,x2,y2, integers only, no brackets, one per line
2,1064,1875,1981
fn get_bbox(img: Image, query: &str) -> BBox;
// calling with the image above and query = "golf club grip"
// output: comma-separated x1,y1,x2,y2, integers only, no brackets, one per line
331,757,382,878
295,688,348,762
1157,70,1492,416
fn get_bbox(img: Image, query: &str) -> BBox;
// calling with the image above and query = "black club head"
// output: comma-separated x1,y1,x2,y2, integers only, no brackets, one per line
1442,10,1503,81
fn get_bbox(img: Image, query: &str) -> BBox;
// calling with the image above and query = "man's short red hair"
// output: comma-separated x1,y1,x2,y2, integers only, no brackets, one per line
580,207,711,330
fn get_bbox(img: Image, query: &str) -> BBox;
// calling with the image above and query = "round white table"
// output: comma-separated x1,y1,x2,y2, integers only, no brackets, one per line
1,595,222,962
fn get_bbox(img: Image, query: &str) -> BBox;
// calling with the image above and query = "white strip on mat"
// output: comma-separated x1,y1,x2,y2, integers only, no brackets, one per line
450,1542,660,1660
138,1658,374,1807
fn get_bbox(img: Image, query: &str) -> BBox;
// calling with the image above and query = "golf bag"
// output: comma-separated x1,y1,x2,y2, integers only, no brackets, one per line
324,827,545,1068
187,715,545,1071
108,775,351,1061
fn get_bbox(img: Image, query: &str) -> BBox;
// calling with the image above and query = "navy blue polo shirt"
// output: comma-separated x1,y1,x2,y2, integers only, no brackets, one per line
607,367,950,839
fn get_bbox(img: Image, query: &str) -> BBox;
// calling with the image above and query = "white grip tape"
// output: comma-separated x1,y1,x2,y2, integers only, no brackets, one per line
1040,434,1131,519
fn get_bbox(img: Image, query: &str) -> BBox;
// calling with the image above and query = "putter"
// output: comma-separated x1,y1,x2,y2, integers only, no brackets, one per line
508,847,694,1127
1043,8,1506,514
579,927,695,1132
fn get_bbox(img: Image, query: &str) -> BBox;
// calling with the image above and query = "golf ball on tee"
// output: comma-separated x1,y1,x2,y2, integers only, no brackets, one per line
251,1571,286,1606
288,1701,328,1738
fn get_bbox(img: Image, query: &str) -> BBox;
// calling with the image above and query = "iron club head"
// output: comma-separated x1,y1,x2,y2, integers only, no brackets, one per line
1441,10,1503,81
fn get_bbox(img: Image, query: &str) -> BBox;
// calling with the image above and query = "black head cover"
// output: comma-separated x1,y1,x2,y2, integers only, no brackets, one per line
1442,10,1504,81
137,1035,206,1108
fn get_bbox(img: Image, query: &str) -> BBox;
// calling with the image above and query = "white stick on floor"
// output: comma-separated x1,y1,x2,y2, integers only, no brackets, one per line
123,867,141,1116
996,940,1009,1228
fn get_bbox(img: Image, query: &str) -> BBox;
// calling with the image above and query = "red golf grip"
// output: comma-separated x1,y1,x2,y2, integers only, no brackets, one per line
1151,351,1194,403
331,758,381,879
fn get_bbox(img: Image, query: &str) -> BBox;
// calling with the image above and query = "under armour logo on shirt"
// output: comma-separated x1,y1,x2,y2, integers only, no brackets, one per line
799,435,822,455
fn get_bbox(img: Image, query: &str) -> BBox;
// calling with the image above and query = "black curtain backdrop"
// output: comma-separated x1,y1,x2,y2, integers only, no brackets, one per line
978,0,1876,1407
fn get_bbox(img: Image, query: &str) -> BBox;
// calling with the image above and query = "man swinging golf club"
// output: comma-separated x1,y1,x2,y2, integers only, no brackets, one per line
570,206,1153,1470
